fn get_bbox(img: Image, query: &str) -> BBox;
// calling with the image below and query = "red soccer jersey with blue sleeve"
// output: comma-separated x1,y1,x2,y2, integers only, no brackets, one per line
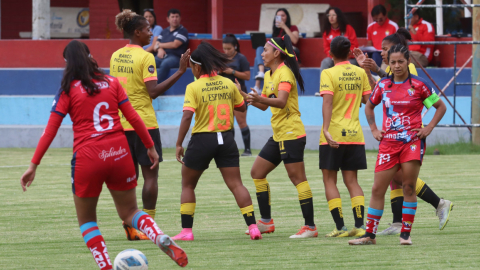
369,75,439,144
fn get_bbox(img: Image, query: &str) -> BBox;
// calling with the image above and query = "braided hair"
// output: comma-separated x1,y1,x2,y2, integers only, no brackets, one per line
387,44,415,89
115,9,147,38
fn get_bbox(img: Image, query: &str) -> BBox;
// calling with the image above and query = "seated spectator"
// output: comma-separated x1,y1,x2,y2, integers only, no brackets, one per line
320,7,359,73
408,9,435,67
154,9,189,83
366,4,398,68
252,8,300,93
143,9,162,53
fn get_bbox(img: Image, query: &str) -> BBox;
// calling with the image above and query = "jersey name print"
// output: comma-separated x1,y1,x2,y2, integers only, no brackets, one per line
319,62,371,145
183,74,244,134
110,44,158,130
370,75,437,144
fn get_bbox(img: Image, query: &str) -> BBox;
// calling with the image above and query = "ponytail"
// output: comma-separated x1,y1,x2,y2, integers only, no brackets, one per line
270,35,305,93
190,41,231,75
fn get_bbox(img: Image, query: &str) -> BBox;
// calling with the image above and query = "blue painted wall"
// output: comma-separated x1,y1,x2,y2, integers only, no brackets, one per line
0,95,471,127
0,68,474,96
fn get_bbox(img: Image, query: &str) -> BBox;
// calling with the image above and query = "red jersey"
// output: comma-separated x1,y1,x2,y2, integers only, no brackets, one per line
409,18,435,62
369,75,438,144
51,76,129,152
367,18,399,50
323,25,359,58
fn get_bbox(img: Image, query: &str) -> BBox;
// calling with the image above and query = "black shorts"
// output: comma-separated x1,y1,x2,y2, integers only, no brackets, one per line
319,144,367,171
258,137,306,166
183,130,239,171
125,129,163,166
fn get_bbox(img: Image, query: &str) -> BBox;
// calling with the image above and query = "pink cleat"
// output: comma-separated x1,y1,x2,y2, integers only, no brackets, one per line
248,224,262,240
172,228,194,241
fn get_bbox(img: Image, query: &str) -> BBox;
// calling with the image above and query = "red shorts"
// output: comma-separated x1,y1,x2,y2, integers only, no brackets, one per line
375,138,426,173
71,135,137,198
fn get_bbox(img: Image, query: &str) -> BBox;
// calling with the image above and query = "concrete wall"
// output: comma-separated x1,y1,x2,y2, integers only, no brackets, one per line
0,125,470,150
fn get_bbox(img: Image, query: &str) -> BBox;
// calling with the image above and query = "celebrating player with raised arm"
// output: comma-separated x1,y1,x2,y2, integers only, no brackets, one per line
319,36,371,238
20,41,187,269
173,42,262,241
241,35,317,238
111,10,190,240
354,29,453,235
349,44,446,245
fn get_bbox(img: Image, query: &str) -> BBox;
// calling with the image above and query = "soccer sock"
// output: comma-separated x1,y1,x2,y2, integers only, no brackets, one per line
253,178,271,220
80,222,113,270
401,201,417,239
328,198,344,230
365,207,384,239
296,181,315,227
132,211,164,242
390,189,404,223
240,205,256,226
241,126,251,151
416,178,441,209
180,203,196,229
351,196,365,228
143,208,156,220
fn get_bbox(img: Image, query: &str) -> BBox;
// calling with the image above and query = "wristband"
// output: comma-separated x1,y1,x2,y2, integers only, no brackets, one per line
232,70,236,75
423,92,440,108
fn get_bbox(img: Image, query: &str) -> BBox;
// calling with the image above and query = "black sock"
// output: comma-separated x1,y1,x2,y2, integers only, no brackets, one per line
240,205,256,226
253,179,271,219
330,208,345,230
300,198,315,227
240,126,251,151
417,184,441,209
391,196,404,223
400,231,410,240
366,232,376,239
181,214,194,228
352,205,365,228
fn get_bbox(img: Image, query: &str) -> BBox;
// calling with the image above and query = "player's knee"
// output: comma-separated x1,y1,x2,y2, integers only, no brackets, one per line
371,183,385,198
402,184,415,197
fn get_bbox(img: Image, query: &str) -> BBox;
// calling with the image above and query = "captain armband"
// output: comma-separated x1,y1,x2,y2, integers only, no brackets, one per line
423,93,440,109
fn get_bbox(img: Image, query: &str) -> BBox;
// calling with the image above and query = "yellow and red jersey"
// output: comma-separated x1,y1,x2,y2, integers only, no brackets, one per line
183,74,244,134
319,61,371,145
262,63,306,142
110,44,158,130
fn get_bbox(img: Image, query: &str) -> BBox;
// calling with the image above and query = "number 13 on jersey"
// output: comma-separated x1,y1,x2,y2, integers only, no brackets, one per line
208,104,231,131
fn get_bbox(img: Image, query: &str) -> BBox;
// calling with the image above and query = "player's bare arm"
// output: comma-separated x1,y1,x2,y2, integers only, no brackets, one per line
146,49,190,99
247,89,288,109
321,93,339,148
365,100,384,141
175,110,194,164
412,98,446,139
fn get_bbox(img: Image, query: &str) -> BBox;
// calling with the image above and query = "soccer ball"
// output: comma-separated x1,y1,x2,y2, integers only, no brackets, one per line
113,249,148,270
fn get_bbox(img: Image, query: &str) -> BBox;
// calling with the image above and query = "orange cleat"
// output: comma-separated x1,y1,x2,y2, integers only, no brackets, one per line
122,222,150,241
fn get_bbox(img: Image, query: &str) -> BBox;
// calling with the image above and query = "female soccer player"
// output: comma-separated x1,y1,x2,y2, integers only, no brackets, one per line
349,44,446,245
354,29,453,235
320,7,359,73
172,42,261,241
221,34,252,156
111,10,190,240
20,41,188,269
319,36,371,238
242,35,317,238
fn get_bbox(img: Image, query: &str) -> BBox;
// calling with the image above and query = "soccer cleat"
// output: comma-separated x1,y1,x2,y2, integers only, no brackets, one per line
289,225,318,238
376,223,402,236
348,234,376,245
241,149,252,156
156,234,188,267
172,229,194,241
255,71,265,80
325,226,348,237
436,199,453,230
248,224,262,240
400,236,413,245
348,225,366,237
122,222,150,241
245,219,275,235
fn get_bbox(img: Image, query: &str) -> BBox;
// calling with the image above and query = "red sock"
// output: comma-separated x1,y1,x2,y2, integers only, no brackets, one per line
80,222,112,270
401,201,417,233
365,207,384,235
132,211,164,242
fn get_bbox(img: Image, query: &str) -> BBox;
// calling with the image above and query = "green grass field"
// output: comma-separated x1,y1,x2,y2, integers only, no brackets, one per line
1,148,479,269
